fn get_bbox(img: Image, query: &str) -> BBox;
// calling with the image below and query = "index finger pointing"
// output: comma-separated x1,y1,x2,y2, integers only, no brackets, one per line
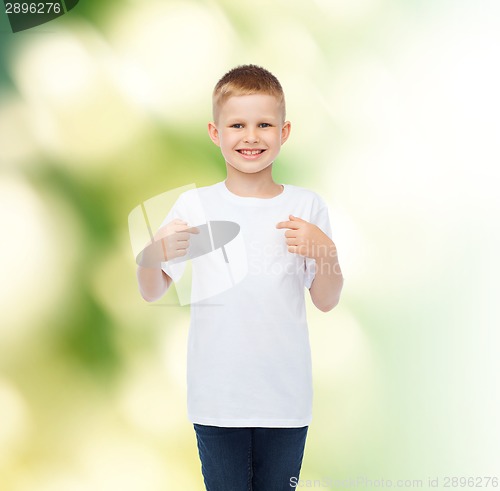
276,220,301,230
178,225,200,234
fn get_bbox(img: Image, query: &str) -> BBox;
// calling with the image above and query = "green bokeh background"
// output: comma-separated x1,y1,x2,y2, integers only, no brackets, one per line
1,1,499,490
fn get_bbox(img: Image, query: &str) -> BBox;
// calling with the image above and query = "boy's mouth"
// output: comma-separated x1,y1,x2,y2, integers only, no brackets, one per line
237,149,265,156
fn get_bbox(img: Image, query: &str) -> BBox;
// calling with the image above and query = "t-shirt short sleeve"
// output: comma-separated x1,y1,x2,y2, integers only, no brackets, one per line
304,204,333,290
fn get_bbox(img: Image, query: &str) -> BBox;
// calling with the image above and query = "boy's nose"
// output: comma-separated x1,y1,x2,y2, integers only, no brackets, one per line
243,128,259,143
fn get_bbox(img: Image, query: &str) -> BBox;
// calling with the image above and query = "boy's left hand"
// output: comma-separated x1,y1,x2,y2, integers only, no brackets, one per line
276,215,335,260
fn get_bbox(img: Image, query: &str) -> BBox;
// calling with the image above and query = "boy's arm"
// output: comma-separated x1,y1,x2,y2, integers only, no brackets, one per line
135,219,198,302
308,245,344,312
136,266,172,302
276,214,343,313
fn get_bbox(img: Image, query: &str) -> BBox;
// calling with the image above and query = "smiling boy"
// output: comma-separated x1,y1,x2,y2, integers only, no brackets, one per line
136,65,343,490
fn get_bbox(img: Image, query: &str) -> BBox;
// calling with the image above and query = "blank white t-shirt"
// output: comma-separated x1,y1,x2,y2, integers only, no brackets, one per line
161,181,332,428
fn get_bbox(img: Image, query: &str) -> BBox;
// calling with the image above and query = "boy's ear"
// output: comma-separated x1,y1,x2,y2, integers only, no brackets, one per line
281,121,291,145
208,122,221,147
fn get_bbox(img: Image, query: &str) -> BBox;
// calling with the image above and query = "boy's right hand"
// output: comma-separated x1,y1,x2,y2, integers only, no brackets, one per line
136,219,200,268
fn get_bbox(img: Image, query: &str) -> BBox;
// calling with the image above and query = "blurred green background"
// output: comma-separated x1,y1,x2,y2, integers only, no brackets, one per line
1,0,499,490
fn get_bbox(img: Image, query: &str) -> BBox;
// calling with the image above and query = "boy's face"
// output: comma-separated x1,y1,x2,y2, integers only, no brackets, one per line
208,94,291,176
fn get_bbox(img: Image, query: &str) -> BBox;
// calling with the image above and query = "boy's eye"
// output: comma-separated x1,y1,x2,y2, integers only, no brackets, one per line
259,123,271,128
230,124,243,128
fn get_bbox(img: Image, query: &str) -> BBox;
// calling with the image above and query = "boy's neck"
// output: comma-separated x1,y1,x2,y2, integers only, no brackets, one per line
224,168,283,198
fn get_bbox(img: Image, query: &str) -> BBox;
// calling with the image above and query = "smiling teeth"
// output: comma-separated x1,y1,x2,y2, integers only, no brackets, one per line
240,150,263,155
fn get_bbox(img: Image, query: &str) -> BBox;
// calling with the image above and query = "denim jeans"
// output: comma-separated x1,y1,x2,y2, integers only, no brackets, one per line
193,424,308,491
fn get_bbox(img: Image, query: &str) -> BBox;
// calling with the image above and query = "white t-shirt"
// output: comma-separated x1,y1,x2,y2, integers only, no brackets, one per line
161,181,332,428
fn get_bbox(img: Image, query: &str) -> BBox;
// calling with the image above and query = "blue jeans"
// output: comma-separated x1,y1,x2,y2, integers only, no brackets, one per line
193,424,308,491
